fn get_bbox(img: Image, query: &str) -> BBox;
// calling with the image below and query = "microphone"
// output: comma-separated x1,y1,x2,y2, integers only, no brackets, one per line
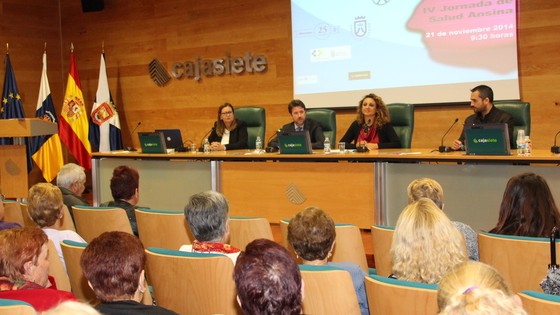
438,118,459,153
125,121,142,151
199,128,214,152
551,130,560,153
265,129,281,153
177,139,193,152
357,119,372,152
363,118,372,134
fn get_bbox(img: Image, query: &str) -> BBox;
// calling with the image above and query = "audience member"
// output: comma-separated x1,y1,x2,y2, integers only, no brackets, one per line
207,102,249,151
101,165,141,235
44,301,102,315
407,178,479,260
233,238,303,315
0,189,21,231
340,93,400,150
0,227,76,311
56,163,89,222
391,198,468,284
438,261,526,315
489,172,560,237
27,183,86,271
267,99,325,150
80,231,178,315
287,206,369,315
181,191,240,263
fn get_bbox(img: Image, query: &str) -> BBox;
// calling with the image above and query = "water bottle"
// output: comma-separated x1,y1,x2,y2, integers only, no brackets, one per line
203,138,210,153
324,137,331,153
516,130,525,156
524,135,532,156
255,136,262,153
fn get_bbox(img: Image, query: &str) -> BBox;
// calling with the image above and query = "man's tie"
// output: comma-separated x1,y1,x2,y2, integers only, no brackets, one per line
296,126,303,132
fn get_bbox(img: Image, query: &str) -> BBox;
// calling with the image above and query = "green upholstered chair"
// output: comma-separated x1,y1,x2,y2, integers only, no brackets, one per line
494,101,531,147
306,109,336,148
519,290,560,313
386,103,414,148
235,106,266,149
0,298,36,315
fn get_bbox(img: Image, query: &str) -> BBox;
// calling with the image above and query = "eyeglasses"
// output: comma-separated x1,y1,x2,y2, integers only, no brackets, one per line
221,111,233,116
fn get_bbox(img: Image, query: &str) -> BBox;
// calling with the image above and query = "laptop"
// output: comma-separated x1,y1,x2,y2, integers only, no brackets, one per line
465,123,511,155
278,130,313,154
138,132,167,153
155,129,184,149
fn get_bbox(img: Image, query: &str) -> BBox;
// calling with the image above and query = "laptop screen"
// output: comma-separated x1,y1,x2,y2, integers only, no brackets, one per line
155,129,183,149
278,130,313,154
138,132,167,154
465,123,511,155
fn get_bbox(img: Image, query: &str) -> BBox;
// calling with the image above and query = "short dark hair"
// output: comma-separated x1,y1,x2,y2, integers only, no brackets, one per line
81,231,145,302
109,165,139,200
288,99,306,114
471,85,494,103
184,191,229,242
234,239,303,315
287,206,335,261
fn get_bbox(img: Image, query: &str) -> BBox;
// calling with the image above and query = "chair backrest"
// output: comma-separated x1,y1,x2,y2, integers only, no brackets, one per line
306,109,336,147
2,200,24,226
60,204,76,232
145,247,241,315
519,290,560,313
47,240,71,292
60,240,98,305
135,208,192,249
331,224,369,274
234,106,266,149
365,275,438,315
229,216,273,250
0,298,36,315
371,225,395,277
493,101,531,146
19,203,37,228
386,103,414,148
478,232,558,293
19,202,75,232
72,205,133,242
299,265,361,315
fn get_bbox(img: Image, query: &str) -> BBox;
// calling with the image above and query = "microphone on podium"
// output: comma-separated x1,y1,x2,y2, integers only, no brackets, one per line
124,121,142,151
551,130,560,153
265,129,281,153
438,118,459,153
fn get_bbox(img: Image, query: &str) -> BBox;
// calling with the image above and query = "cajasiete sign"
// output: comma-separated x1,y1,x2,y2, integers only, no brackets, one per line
148,52,268,86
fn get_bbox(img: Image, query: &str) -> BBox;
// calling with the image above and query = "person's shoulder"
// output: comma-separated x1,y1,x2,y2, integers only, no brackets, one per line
236,119,248,127
328,261,365,275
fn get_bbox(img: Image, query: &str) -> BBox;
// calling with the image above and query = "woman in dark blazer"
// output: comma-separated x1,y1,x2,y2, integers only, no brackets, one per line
208,103,248,150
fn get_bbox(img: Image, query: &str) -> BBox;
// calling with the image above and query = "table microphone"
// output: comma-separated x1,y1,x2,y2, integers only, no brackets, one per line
125,121,142,151
265,129,281,153
438,118,459,153
551,130,560,153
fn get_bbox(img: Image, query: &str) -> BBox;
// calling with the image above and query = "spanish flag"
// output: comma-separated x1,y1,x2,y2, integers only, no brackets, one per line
58,45,92,170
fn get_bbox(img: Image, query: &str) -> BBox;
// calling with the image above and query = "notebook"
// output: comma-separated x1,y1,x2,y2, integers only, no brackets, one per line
465,123,511,155
278,130,313,154
155,129,184,149
138,132,167,154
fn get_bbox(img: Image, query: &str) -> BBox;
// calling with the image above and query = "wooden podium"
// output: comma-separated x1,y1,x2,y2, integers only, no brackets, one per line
0,118,58,198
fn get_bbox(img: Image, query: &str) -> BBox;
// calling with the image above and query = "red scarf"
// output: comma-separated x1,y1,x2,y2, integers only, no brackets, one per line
357,124,379,144
191,240,240,254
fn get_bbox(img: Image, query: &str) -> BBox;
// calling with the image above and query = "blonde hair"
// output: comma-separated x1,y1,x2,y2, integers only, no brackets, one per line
407,178,444,209
44,301,102,315
439,288,526,315
28,183,63,228
391,198,467,284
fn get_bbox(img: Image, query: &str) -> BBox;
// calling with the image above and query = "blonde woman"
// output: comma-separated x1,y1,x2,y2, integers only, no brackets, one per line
407,178,479,260
438,261,526,314
391,198,467,284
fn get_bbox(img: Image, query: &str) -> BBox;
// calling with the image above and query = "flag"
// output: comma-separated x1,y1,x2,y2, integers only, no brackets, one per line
58,47,92,170
31,52,64,182
1,53,33,171
89,52,123,152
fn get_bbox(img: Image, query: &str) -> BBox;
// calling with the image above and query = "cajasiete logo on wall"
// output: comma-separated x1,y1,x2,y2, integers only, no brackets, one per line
148,52,268,87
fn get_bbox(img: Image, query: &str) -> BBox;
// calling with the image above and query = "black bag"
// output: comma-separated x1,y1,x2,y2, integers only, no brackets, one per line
540,226,560,295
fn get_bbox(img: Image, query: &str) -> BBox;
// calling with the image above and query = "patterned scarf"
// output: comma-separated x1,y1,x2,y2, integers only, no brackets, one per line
191,240,240,254
0,276,43,291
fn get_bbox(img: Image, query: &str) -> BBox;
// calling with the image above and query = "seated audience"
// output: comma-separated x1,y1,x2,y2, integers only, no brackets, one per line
0,227,76,311
490,172,560,237
407,178,479,260
391,198,468,284
44,301,102,315
340,93,400,150
80,231,178,315
101,165,141,235
0,189,21,231
438,261,527,315
56,163,89,222
233,238,303,315
287,206,369,315
180,191,240,263
207,102,249,151
27,183,86,271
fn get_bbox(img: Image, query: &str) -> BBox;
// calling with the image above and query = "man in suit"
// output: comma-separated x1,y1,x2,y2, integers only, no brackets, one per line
267,99,325,150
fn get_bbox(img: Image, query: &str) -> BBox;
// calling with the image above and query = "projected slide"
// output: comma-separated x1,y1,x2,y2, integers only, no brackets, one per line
291,0,519,107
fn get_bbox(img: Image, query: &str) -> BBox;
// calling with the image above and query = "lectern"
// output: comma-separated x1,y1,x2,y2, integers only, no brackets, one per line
0,118,58,198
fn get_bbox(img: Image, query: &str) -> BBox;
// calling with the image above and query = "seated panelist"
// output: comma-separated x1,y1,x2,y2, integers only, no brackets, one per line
207,103,248,151
340,93,400,150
